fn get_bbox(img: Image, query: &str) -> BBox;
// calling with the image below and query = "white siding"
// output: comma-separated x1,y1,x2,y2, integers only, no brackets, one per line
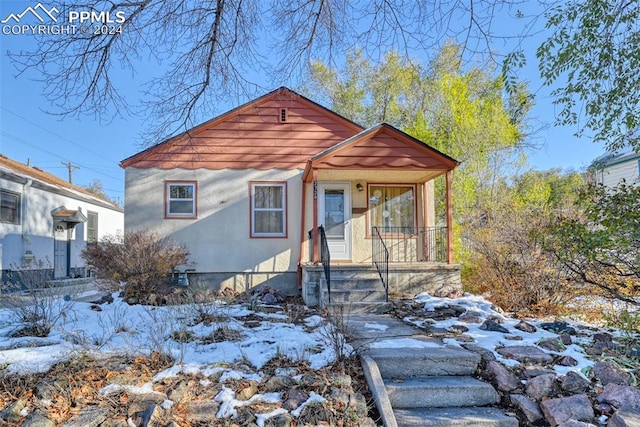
1,176,123,272
124,167,302,274
596,159,640,187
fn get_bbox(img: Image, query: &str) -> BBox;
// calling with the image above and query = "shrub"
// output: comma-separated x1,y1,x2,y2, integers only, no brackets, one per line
82,230,190,303
1,259,73,337
464,207,582,316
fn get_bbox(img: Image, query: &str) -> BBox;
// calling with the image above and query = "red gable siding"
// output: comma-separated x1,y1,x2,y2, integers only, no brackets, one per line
121,88,363,170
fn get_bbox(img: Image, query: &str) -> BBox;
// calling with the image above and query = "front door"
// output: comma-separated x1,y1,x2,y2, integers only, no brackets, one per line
318,182,351,260
53,224,68,278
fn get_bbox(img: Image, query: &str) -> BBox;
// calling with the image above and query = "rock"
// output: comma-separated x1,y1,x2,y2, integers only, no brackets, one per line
560,372,591,394
349,392,368,417
184,401,219,423
560,333,573,345
266,413,294,427
504,334,523,341
449,324,468,334
597,384,640,410
539,321,576,335
523,366,555,378
21,411,55,427
458,314,483,323
264,375,294,392
510,393,544,423
461,343,497,363
480,320,509,333
61,406,109,427
556,355,579,366
238,384,258,400
591,361,633,386
330,388,351,408
139,403,166,427
127,393,167,416
0,398,27,423
328,373,352,389
283,389,309,410
538,337,566,352
608,407,640,427
540,394,595,426
487,361,520,392
592,332,613,345
515,320,537,333
526,373,558,401
496,346,554,364
167,380,189,402
558,421,597,427
262,292,278,305
487,314,505,323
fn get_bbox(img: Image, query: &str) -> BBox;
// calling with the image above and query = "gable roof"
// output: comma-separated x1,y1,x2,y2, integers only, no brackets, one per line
120,87,364,170
302,124,459,182
0,154,122,211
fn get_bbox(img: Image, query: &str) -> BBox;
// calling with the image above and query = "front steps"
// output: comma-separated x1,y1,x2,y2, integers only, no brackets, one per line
360,342,517,427
320,268,392,314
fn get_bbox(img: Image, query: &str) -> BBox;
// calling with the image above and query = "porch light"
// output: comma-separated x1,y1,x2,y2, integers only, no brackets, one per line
356,183,364,192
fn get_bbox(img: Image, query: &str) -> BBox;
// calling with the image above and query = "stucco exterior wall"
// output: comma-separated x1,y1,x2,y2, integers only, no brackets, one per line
1,176,124,274
125,167,303,290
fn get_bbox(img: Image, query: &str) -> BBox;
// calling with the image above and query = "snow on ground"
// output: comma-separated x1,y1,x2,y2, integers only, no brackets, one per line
0,292,346,376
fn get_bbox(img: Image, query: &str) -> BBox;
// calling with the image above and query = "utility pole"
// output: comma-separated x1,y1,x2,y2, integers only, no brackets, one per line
61,161,80,184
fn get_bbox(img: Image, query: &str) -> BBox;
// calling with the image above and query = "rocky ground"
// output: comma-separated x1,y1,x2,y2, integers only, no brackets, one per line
389,297,640,427
2,292,640,426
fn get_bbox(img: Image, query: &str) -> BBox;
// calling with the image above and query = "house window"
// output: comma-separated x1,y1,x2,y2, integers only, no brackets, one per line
251,182,287,237
0,189,20,224
369,185,416,231
165,181,197,218
87,211,98,243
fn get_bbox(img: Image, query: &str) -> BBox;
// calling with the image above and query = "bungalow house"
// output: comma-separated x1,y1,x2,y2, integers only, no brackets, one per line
121,87,461,306
590,147,640,188
0,155,124,284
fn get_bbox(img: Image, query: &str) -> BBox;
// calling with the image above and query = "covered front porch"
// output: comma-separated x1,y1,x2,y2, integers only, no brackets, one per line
296,124,461,307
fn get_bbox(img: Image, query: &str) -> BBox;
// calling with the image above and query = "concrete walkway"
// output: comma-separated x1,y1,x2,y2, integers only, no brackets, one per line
343,313,518,427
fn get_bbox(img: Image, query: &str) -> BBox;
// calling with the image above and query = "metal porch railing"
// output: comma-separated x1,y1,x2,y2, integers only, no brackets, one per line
372,226,389,302
372,226,448,263
309,226,331,303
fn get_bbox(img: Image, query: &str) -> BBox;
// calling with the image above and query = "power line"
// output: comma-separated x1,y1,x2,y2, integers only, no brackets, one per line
0,131,122,181
0,107,121,163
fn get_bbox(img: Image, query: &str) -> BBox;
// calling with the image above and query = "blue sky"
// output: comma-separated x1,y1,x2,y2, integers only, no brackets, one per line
0,1,606,203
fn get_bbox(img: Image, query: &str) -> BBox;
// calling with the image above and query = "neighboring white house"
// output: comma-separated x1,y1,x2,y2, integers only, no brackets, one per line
0,154,124,283
590,147,640,187
121,87,459,297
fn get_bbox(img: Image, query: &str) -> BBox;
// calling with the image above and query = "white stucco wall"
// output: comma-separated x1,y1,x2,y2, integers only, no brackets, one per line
1,176,124,272
124,168,303,275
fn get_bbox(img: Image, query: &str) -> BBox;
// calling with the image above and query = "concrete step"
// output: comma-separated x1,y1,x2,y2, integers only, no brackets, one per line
326,301,393,315
324,288,387,303
394,407,518,427
321,276,382,290
386,376,499,408
366,347,480,378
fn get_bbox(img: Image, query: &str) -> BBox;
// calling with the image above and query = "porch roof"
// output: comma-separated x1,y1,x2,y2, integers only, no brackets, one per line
302,123,459,183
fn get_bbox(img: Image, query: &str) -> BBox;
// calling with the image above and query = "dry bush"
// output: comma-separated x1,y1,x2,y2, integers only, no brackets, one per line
464,209,583,317
81,230,190,303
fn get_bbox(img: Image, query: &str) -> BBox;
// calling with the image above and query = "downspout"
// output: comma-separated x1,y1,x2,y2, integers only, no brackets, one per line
297,176,307,289
22,179,33,262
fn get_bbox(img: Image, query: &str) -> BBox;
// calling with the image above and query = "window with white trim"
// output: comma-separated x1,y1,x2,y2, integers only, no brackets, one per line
369,185,416,230
251,182,286,237
87,211,98,243
0,189,20,224
166,181,196,218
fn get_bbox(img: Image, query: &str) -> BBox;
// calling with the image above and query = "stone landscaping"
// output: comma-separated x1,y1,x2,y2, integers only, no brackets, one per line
390,298,640,427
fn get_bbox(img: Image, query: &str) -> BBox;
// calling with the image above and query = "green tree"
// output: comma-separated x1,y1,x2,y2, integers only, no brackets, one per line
537,0,640,152
549,182,640,305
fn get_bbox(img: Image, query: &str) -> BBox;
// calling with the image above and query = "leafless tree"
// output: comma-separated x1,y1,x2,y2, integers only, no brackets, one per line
7,0,545,143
